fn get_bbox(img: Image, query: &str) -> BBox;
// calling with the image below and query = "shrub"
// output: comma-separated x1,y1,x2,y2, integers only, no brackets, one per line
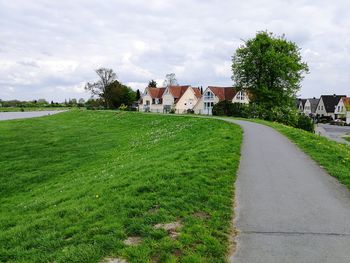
213,101,314,132
118,104,128,111
297,114,315,132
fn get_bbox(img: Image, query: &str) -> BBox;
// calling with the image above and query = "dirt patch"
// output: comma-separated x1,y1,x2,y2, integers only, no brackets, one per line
123,236,142,246
101,258,127,263
193,211,211,220
154,220,182,239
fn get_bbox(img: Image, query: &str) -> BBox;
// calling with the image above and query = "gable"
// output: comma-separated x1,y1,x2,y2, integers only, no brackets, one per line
320,95,346,113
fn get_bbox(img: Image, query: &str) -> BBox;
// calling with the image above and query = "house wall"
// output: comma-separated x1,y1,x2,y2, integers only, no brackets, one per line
149,104,163,113
304,100,311,115
232,91,249,104
139,94,153,112
298,101,304,112
315,98,333,118
346,112,350,124
334,99,346,118
193,88,219,115
163,88,174,107
174,87,199,113
140,94,163,113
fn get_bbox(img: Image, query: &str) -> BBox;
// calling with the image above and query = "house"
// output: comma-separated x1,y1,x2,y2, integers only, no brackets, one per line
139,87,166,113
193,86,249,115
315,94,346,119
303,98,319,116
162,85,201,113
334,97,348,119
139,85,201,113
297,99,307,112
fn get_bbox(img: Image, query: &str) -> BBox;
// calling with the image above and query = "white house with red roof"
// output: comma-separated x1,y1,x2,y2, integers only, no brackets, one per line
139,85,201,113
139,87,166,113
162,85,201,113
193,86,249,115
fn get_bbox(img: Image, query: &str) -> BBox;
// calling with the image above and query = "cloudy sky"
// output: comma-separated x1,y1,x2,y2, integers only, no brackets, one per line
0,0,349,101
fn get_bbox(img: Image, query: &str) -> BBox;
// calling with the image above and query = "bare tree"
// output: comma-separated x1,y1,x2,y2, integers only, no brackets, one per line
85,68,117,108
163,73,178,87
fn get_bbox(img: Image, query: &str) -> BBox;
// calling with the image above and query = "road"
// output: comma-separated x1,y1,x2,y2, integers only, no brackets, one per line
315,124,350,145
0,110,66,121
225,119,350,263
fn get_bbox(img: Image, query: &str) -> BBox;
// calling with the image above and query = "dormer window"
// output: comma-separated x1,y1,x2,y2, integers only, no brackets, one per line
204,91,214,100
237,91,245,100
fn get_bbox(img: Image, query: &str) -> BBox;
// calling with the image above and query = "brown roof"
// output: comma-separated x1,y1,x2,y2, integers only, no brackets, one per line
168,85,190,100
192,87,202,98
147,87,166,98
342,97,350,111
208,86,238,101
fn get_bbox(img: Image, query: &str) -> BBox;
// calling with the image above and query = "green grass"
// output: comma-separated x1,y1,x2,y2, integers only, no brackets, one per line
344,132,350,142
249,119,350,189
0,110,242,263
0,107,73,112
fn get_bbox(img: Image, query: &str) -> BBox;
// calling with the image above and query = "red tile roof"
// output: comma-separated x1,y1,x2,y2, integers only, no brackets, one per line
147,87,166,98
168,85,190,100
208,86,238,101
192,87,202,98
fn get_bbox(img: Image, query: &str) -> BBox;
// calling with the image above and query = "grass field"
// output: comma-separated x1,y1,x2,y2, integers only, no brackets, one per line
0,111,242,263
0,107,73,112
251,119,350,189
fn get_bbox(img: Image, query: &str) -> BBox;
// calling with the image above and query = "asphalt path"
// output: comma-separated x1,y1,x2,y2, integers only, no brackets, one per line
0,110,65,121
224,119,350,263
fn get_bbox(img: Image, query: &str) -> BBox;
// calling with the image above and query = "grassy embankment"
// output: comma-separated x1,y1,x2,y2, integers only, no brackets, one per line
251,119,350,188
0,111,242,263
0,107,73,112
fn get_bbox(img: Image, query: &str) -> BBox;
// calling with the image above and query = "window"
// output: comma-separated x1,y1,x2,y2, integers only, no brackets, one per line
338,106,340,112
152,98,155,104
204,91,214,100
146,100,150,105
204,102,214,109
237,91,245,100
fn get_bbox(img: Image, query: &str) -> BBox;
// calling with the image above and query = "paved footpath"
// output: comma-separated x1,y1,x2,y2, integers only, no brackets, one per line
222,119,350,263
0,110,65,121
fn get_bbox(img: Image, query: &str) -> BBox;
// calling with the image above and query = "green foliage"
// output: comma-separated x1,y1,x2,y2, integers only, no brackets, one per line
232,31,309,109
136,89,141,100
85,99,104,110
0,111,242,263
106,80,136,109
148,80,157,88
213,102,314,132
212,101,245,117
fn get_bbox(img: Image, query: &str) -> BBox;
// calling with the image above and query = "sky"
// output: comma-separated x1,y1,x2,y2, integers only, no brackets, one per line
0,0,349,102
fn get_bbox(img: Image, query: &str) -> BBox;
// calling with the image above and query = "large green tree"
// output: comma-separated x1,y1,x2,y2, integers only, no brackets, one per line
85,68,117,108
232,31,309,108
106,80,136,108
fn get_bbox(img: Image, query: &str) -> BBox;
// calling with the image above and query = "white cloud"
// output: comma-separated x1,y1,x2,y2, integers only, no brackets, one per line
0,0,349,101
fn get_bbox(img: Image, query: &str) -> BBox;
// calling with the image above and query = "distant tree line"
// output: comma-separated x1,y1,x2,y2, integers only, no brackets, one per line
0,98,86,108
